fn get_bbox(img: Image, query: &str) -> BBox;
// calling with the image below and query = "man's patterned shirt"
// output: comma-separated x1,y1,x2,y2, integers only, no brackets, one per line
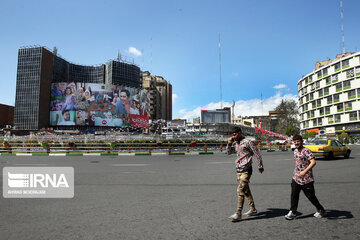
228,138,263,173
293,147,315,185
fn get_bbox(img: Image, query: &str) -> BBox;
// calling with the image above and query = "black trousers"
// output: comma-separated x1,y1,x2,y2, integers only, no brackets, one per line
290,179,324,213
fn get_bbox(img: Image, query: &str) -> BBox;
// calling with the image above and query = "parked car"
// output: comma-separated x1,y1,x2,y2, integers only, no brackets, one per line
304,139,351,159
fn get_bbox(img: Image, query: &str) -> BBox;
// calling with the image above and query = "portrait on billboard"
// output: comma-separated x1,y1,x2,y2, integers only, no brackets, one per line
49,82,150,128
50,110,76,126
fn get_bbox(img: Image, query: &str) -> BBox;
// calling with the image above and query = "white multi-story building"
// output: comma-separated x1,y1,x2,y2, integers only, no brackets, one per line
298,52,360,135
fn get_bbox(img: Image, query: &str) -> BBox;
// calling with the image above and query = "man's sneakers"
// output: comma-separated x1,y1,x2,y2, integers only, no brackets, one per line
229,212,241,222
284,210,326,220
284,210,296,220
243,209,258,217
314,209,327,218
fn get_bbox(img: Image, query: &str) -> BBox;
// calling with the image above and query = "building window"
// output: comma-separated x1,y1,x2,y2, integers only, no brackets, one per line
356,66,360,76
337,103,344,112
328,115,334,123
344,101,352,111
327,95,332,104
342,59,349,68
335,114,341,122
348,90,356,99
317,71,322,79
318,118,323,126
317,99,321,107
305,77,308,85
325,106,331,114
334,62,341,71
331,74,338,82
323,68,328,76
311,83,315,91
343,80,351,89
316,81,320,89
312,119,317,126
349,111,357,121
324,87,329,95
312,101,316,109
311,110,315,118
334,94,340,102
325,77,331,85
310,93,314,100
319,108,324,116
318,89,323,97
336,83,342,92
346,69,354,78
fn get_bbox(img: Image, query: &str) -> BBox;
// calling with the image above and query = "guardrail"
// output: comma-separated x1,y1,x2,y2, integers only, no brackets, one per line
0,142,292,154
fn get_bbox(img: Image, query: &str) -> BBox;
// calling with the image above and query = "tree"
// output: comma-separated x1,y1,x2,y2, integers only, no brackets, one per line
285,125,299,137
275,99,300,135
303,131,317,139
338,132,349,144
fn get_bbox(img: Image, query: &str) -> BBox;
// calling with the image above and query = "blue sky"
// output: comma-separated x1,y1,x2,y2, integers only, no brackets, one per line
1,0,360,120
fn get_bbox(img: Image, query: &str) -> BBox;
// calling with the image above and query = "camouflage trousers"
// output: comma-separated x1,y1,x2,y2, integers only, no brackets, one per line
236,172,255,214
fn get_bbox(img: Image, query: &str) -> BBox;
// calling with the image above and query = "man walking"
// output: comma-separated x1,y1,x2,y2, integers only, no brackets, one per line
285,135,326,220
227,127,264,222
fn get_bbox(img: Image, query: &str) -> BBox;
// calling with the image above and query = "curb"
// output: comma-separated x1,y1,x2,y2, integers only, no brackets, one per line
0,151,265,156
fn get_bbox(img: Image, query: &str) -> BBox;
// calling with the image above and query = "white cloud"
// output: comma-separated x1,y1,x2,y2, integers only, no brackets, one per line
273,84,287,89
178,92,298,120
172,93,178,103
128,47,142,57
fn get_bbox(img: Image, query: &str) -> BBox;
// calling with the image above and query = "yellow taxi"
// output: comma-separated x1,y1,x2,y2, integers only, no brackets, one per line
304,139,351,159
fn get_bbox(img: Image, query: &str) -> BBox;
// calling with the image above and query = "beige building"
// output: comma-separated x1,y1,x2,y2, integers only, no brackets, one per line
231,111,279,132
141,71,172,120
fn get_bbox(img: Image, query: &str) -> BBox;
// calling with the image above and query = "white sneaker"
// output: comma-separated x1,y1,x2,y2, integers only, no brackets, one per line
243,209,258,217
229,212,241,222
284,210,296,220
314,210,326,218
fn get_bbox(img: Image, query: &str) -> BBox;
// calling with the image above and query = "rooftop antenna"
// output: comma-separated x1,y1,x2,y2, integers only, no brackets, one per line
141,49,144,70
219,34,223,109
117,50,121,61
340,0,345,54
261,92,263,115
150,34,153,74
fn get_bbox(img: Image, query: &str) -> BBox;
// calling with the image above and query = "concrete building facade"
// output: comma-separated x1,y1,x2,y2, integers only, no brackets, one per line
141,71,172,120
14,46,141,130
298,52,360,135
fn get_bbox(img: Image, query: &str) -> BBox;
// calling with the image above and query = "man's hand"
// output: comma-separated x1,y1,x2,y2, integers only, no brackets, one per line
259,168,264,174
227,136,234,145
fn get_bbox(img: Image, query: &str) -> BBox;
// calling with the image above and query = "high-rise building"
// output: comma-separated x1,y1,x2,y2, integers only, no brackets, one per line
141,71,172,120
298,52,360,135
14,46,141,130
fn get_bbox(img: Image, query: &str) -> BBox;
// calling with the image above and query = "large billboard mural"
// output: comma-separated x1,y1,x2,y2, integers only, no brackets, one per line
50,82,149,128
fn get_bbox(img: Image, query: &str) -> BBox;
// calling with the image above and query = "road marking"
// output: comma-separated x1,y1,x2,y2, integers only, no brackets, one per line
118,153,136,156
275,158,293,161
151,153,167,155
15,153,32,156
14,164,49,166
207,161,233,164
83,153,101,156
112,164,149,167
185,152,199,155
49,153,66,156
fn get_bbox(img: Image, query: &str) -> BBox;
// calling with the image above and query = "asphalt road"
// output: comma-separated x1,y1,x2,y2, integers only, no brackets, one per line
1,146,360,240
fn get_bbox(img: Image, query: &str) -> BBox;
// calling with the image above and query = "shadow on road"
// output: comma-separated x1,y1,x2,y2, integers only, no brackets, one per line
296,209,354,220
239,208,289,221
234,208,353,222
